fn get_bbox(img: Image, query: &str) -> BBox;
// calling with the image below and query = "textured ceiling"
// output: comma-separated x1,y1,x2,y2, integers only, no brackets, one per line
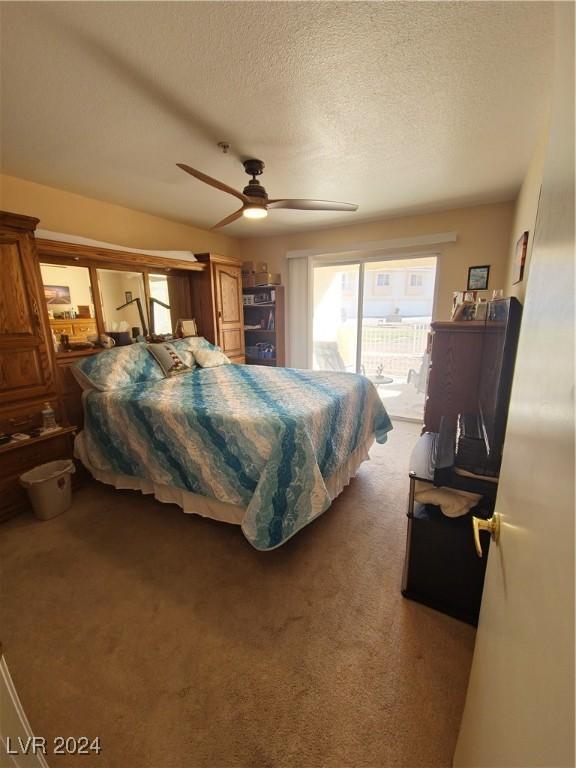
0,2,553,237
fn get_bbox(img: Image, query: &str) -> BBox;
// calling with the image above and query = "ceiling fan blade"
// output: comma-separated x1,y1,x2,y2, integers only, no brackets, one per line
177,163,248,203
210,207,245,230
267,199,358,212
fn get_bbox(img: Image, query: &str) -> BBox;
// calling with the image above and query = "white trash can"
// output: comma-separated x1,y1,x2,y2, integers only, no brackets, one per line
20,460,75,521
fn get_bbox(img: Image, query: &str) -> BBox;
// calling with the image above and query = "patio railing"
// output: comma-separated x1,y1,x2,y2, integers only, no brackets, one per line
360,321,429,378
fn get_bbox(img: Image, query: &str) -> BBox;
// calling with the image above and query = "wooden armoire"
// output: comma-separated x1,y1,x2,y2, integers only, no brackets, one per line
192,253,245,363
0,212,75,519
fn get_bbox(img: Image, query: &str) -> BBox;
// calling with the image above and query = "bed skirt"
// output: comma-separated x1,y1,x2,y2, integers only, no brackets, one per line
74,432,374,526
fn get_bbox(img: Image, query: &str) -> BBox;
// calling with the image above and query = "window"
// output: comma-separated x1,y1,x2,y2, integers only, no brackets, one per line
376,272,391,287
341,271,355,291
409,273,423,287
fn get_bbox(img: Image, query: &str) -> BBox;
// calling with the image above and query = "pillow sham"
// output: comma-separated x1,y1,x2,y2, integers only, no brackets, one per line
71,343,165,391
171,336,217,368
194,347,231,368
147,343,191,377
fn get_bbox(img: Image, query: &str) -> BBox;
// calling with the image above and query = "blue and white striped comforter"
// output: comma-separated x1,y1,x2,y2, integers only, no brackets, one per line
80,364,392,549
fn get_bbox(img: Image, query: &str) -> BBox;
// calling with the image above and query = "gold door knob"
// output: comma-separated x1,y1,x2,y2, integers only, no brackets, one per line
472,513,500,558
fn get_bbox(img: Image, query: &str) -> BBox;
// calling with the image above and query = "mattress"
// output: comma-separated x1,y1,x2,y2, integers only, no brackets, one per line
76,364,392,549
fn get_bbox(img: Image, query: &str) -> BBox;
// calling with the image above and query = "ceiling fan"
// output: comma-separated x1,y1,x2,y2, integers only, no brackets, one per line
176,158,359,229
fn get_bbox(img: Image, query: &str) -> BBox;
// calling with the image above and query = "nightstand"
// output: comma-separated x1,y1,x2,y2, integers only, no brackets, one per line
401,466,494,627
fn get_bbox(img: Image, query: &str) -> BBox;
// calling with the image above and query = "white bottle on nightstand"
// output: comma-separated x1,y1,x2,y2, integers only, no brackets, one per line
41,402,57,432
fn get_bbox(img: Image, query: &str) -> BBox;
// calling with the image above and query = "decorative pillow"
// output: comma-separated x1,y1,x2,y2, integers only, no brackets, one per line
194,348,231,369
414,484,482,518
147,343,191,377
71,343,164,391
171,336,217,368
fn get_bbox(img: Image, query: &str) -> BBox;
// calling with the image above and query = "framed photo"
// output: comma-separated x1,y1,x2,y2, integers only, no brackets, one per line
513,231,529,284
44,285,71,304
467,265,490,291
124,291,133,303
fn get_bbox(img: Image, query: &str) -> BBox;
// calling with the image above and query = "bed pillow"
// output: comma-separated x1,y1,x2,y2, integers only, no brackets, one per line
147,343,191,377
71,343,165,391
171,336,217,368
194,347,231,369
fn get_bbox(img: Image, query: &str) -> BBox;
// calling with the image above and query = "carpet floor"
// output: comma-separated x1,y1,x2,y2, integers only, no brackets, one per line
0,421,475,768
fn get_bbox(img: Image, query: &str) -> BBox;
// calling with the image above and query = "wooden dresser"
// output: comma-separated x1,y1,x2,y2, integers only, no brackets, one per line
50,317,97,345
0,212,76,520
423,321,486,433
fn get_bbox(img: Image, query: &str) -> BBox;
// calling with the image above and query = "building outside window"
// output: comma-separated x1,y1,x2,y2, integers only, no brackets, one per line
341,271,355,291
409,273,423,287
376,272,391,287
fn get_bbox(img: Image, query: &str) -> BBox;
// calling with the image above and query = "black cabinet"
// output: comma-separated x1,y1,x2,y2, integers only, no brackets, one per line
401,492,491,626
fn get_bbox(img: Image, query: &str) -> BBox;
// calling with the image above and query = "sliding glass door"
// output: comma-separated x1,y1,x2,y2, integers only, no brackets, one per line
312,263,360,373
313,256,437,421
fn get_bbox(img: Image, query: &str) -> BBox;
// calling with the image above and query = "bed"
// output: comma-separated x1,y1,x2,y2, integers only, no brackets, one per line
73,339,392,550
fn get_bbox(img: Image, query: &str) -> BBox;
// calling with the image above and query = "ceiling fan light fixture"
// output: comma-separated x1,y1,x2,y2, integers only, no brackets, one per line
243,205,268,220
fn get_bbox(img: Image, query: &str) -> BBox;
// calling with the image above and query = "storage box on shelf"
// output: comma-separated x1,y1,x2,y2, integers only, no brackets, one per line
241,260,280,289
242,285,285,367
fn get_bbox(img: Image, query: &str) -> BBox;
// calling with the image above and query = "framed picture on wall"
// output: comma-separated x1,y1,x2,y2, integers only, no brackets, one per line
513,231,529,284
467,265,490,291
44,285,71,304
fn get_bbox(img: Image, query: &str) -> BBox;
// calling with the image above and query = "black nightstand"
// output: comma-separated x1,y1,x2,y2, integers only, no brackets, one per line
401,470,493,626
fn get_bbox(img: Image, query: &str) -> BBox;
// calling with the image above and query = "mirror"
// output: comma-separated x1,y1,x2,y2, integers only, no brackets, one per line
148,274,173,335
40,263,97,347
97,269,148,341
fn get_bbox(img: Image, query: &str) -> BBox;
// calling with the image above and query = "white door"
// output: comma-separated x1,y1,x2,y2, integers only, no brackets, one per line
454,6,574,767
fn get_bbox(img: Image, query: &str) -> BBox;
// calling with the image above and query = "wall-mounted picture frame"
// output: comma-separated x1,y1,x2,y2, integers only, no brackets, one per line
513,231,529,284
44,285,71,304
467,265,490,291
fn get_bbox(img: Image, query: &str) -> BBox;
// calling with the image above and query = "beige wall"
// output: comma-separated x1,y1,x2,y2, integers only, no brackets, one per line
2,174,521,324
505,129,548,302
0,174,240,258
239,201,515,321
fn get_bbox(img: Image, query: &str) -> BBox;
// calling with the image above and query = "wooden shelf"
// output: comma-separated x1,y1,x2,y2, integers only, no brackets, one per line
242,285,281,291
242,285,285,368
0,425,77,455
